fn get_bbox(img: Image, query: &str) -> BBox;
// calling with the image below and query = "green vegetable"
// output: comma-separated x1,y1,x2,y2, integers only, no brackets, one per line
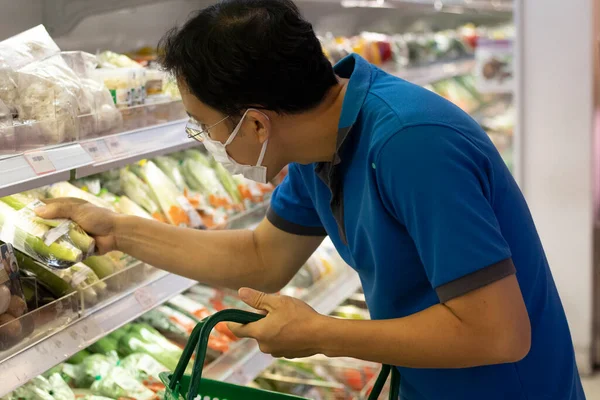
1,194,95,255
181,159,231,200
119,168,164,219
88,336,119,355
154,155,187,192
120,353,168,383
212,161,243,204
119,323,183,370
83,256,117,279
90,366,155,400
15,252,73,297
0,201,82,267
67,349,92,365
74,352,118,388
182,149,211,166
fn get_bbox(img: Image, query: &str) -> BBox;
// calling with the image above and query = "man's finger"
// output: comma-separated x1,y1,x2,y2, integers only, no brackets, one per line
238,287,280,312
227,321,259,339
42,198,87,205
35,202,77,220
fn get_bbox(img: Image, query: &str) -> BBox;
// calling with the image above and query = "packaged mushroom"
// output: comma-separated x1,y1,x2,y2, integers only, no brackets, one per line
0,243,29,349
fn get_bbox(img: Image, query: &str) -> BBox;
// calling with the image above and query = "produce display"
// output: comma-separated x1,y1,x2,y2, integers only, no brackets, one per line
0,148,274,354
0,247,342,400
0,244,30,350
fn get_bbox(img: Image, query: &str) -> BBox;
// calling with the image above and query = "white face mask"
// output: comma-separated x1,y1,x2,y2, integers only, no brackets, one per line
195,109,270,183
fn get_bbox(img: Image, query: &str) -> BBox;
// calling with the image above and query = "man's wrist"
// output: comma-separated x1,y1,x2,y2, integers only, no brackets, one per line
311,315,345,357
113,213,134,252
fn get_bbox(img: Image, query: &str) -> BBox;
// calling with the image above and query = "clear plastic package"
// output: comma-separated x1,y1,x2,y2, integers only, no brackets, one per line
0,99,15,156
0,25,60,70
0,243,29,350
16,55,82,146
90,68,134,109
0,197,95,268
61,51,122,138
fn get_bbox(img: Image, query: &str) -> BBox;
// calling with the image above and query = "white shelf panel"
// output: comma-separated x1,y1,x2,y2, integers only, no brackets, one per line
203,268,362,385
0,119,197,197
389,58,476,86
0,145,92,198
75,119,197,179
0,270,196,397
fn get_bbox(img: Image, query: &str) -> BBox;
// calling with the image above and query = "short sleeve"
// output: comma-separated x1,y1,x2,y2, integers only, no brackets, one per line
267,163,327,236
375,125,513,302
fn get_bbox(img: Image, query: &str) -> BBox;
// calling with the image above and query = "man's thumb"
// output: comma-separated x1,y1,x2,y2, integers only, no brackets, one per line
238,288,277,312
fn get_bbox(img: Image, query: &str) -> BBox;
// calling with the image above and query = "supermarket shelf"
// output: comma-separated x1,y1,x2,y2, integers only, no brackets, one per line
75,119,196,179
389,58,476,86
0,119,196,197
0,270,196,397
203,267,362,385
0,145,93,198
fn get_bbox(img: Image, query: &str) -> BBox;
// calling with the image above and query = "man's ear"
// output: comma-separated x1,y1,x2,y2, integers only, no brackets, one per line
247,109,271,144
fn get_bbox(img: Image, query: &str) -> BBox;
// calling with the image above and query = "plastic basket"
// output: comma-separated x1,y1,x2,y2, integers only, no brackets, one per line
160,309,400,400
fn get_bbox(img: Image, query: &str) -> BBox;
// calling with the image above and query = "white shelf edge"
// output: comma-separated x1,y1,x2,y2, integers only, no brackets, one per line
0,119,196,197
0,271,196,397
75,120,195,179
203,268,362,385
388,58,476,86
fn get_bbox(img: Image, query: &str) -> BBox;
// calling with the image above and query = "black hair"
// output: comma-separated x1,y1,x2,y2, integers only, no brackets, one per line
158,0,338,116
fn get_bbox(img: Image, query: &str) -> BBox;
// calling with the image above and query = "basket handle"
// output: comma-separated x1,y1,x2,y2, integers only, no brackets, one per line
169,309,400,400
367,364,401,399
167,309,265,400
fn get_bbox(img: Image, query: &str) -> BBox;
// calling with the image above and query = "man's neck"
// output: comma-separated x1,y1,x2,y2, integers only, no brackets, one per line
279,78,349,165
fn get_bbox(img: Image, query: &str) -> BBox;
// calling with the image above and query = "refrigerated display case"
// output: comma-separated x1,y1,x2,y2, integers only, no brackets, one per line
6,0,597,397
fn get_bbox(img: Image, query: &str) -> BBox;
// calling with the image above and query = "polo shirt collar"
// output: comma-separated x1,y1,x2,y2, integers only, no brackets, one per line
335,53,373,131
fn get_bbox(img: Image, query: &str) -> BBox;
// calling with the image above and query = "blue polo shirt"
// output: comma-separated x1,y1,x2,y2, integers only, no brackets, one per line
267,54,584,400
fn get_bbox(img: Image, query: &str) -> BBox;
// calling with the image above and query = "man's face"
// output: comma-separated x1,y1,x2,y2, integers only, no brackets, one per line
180,82,274,175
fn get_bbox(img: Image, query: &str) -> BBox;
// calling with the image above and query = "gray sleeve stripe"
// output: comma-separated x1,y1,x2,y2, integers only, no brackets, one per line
266,207,328,237
436,258,516,303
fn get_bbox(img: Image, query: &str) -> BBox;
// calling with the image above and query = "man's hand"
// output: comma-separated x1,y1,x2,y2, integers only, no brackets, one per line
228,288,327,359
36,198,120,254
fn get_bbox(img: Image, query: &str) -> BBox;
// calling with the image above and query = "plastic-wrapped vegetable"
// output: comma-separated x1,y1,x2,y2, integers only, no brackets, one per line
72,351,118,388
0,199,84,268
137,304,196,342
120,353,168,384
212,161,243,205
1,193,95,256
90,366,155,400
54,262,106,305
140,161,203,228
181,159,234,209
46,182,117,211
154,155,187,192
115,195,153,219
118,323,183,371
120,168,166,222
0,98,15,156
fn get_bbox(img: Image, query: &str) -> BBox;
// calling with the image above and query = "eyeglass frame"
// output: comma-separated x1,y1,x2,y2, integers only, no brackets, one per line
185,115,230,143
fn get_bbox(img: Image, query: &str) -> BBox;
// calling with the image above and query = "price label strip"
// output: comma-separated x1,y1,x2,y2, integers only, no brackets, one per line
24,151,56,175
104,136,127,157
134,287,156,312
81,141,112,163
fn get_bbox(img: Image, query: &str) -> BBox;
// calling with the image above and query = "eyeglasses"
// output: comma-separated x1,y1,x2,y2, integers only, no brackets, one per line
186,115,230,143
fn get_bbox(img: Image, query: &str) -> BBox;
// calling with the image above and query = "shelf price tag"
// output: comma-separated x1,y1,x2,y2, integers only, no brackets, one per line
104,136,126,156
81,141,111,162
134,287,156,311
24,151,56,175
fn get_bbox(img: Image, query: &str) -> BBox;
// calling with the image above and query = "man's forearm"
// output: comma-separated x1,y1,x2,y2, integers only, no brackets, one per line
114,215,269,290
316,302,529,369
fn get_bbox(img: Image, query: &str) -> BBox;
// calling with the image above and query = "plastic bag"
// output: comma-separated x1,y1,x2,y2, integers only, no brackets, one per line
91,366,156,400
16,55,81,145
0,243,29,349
0,25,60,70
54,262,106,305
0,198,95,268
62,51,122,137
0,99,15,156
120,353,168,384
0,58,18,117
74,351,119,388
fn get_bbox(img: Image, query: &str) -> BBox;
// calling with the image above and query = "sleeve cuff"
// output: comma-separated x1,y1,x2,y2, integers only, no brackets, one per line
266,207,327,237
435,258,516,303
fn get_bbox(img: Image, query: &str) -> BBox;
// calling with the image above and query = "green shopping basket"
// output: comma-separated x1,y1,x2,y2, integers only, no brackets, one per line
160,309,400,400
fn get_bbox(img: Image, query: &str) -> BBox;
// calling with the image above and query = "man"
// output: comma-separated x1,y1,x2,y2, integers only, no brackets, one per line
38,0,585,398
